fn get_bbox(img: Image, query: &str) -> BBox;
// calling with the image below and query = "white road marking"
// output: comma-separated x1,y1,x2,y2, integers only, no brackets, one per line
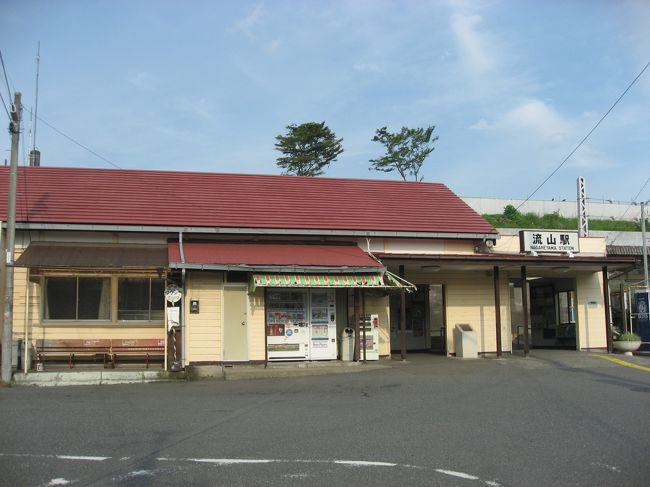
591,462,621,473
126,470,154,477
190,458,275,465
3,453,501,485
435,469,480,480
0,453,108,461
334,460,397,467
57,455,109,461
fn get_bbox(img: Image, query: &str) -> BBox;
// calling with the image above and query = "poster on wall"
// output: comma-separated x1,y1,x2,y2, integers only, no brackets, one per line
634,290,649,351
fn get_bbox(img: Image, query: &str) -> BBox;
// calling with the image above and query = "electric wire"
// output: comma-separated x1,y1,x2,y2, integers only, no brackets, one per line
0,89,10,121
517,61,650,210
607,176,650,246
35,113,123,169
0,49,13,102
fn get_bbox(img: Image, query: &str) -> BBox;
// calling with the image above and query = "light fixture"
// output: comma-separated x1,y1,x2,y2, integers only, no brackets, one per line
553,266,570,273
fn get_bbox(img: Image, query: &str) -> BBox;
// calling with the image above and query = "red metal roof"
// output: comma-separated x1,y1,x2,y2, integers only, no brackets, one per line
0,166,496,235
169,243,383,268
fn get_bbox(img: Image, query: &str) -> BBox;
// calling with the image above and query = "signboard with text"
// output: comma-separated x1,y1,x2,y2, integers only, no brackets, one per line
519,230,580,254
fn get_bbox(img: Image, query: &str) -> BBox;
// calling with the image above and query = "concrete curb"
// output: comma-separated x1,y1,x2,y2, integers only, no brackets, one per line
222,362,391,381
13,370,187,387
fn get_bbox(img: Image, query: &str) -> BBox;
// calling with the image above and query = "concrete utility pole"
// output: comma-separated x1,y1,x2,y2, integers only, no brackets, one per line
2,92,20,385
642,201,648,290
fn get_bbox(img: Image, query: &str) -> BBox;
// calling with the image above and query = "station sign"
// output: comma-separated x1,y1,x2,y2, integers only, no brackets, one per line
519,230,580,254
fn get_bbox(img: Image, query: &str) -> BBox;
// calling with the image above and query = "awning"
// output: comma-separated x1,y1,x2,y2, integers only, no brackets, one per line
15,243,168,269
168,242,384,273
250,271,415,293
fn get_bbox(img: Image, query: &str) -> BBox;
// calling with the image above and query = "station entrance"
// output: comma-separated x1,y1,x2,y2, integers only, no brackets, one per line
389,284,446,353
510,277,577,350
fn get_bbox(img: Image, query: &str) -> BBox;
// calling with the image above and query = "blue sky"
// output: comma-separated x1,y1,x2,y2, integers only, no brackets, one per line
1,0,649,202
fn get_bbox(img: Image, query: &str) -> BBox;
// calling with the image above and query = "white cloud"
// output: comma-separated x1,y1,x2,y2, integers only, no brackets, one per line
501,99,570,145
125,71,155,90
450,13,495,76
571,146,617,170
232,3,266,40
352,62,382,73
471,99,570,145
264,39,282,54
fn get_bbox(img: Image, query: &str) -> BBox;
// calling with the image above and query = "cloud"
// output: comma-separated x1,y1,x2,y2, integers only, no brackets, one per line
264,39,282,54
232,3,266,40
125,71,155,90
450,13,495,76
571,145,617,170
502,99,570,144
472,98,571,146
352,62,382,73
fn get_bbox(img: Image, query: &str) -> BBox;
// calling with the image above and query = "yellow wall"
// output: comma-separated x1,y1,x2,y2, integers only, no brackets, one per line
366,238,475,255
403,270,511,354
576,272,607,349
185,271,223,363
247,288,266,361
9,244,165,357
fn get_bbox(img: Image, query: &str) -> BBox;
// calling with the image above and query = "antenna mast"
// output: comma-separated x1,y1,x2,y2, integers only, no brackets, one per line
29,41,41,166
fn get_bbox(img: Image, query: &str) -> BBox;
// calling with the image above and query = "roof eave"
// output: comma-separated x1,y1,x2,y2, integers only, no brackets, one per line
169,263,386,273
14,222,498,239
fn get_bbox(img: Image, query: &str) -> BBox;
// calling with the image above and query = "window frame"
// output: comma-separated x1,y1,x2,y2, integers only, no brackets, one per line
117,276,165,323
40,273,165,327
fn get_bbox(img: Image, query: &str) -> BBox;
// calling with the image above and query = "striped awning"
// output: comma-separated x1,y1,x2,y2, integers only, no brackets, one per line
250,272,415,293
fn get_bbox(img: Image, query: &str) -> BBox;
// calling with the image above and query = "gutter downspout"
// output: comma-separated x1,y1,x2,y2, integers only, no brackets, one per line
179,231,186,369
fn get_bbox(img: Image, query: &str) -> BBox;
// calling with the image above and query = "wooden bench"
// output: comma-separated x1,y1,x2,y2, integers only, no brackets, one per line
35,339,112,368
107,339,165,369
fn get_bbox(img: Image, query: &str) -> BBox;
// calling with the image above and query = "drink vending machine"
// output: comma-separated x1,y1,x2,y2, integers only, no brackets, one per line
266,289,337,361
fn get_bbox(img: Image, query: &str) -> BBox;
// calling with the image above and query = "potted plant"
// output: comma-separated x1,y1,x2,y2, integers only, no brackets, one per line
612,332,642,355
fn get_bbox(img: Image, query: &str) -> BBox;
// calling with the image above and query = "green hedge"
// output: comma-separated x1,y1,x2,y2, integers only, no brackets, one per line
482,205,645,231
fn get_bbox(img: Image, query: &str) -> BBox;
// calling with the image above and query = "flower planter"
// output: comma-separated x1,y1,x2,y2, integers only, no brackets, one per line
612,340,641,355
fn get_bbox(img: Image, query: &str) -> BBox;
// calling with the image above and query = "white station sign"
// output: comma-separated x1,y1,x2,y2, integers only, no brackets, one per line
519,230,580,254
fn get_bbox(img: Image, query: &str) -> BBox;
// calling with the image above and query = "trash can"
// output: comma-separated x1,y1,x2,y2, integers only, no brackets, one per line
454,324,477,358
340,328,355,361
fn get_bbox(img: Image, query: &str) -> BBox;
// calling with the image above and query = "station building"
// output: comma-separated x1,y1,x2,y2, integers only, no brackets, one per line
0,167,634,372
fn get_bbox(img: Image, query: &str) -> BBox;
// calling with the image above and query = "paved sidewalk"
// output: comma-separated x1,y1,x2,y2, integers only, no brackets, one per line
11,350,649,386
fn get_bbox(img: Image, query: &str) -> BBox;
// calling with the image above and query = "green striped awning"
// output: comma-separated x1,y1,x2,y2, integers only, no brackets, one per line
249,272,416,293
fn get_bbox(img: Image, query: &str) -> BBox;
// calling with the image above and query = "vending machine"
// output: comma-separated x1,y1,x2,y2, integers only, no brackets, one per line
266,290,309,360
265,288,337,361
308,289,338,360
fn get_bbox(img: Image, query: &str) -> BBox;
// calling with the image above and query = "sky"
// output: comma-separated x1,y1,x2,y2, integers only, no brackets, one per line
1,0,649,203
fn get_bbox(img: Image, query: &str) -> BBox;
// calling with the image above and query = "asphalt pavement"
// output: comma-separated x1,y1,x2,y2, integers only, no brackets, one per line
1,350,649,486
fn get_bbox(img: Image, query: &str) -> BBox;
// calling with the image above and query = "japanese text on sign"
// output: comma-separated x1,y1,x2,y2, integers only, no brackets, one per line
519,230,579,253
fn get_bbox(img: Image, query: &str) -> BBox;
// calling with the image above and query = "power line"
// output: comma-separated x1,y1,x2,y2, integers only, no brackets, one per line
607,176,650,246
35,113,123,169
0,49,12,102
0,89,10,121
517,61,650,210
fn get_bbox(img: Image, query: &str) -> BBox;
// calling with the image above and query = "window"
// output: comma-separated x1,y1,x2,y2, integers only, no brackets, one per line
44,277,111,320
558,291,576,325
118,278,164,321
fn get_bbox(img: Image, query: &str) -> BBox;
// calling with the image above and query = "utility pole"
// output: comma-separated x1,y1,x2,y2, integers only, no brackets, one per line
2,92,20,385
577,177,588,237
642,201,648,290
